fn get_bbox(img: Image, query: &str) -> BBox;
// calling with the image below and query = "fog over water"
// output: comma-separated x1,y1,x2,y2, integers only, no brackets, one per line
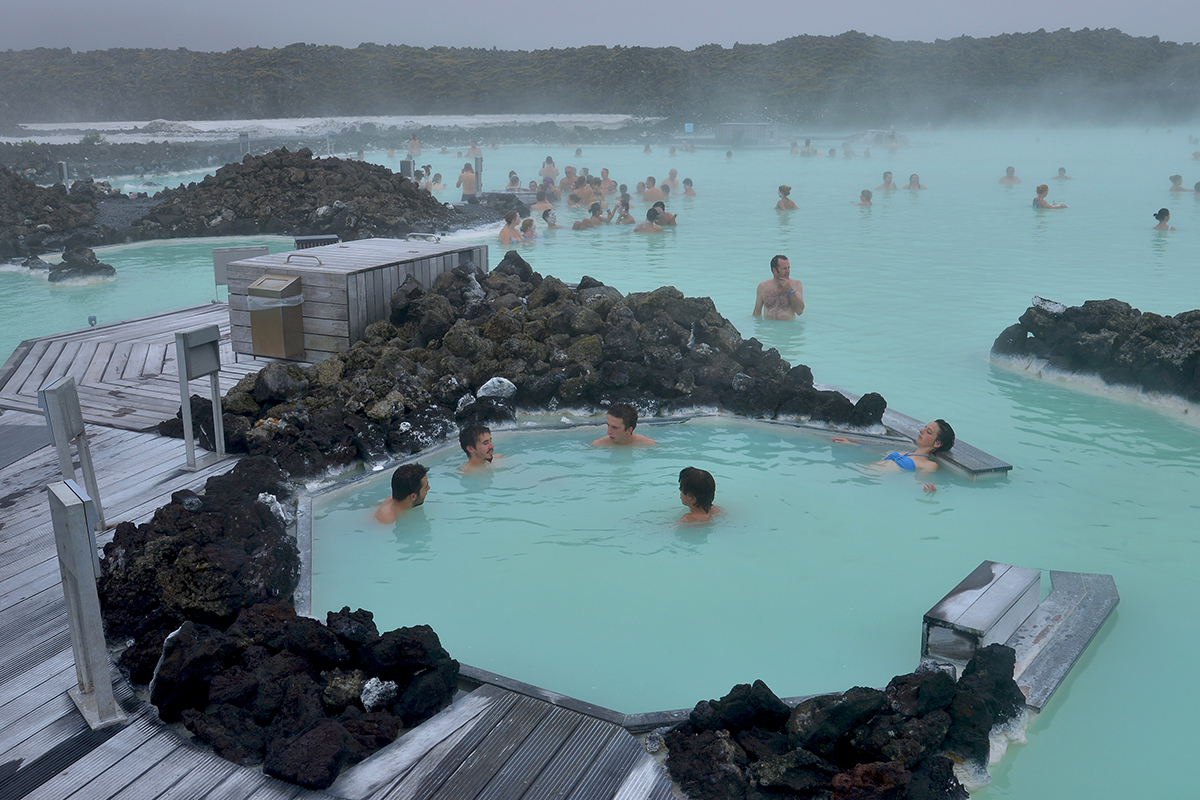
2,0,1197,52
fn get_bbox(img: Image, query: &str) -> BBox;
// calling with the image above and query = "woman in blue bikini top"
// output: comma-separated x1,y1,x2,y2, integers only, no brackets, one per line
881,420,955,473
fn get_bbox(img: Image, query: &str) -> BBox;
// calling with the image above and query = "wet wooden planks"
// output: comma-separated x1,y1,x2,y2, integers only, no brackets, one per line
0,304,282,430
331,684,675,800
0,405,677,800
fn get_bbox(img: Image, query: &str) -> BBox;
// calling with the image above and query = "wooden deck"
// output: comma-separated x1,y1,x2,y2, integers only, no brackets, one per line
0,304,270,431
0,306,678,799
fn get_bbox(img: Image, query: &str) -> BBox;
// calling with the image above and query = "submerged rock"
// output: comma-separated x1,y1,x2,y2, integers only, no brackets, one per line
48,245,116,282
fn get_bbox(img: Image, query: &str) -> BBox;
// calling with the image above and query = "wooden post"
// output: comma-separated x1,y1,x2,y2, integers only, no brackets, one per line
48,481,128,730
38,376,105,533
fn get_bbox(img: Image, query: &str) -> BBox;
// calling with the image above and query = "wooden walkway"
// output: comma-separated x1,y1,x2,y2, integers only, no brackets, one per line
0,304,269,431
0,307,677,798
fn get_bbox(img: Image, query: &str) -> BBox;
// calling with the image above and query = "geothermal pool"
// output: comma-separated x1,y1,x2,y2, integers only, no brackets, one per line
0,236,292,361
6,126,1200,798
310,417,991,710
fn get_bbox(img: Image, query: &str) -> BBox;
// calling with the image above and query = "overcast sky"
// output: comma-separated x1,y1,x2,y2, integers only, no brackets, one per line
4,0,1198,53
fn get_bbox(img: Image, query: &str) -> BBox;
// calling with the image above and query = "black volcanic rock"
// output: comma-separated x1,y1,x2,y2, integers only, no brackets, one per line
138,147,459,241
172,258,889,478
993,296,1200,402
664,647,1018,800
48,245,116,282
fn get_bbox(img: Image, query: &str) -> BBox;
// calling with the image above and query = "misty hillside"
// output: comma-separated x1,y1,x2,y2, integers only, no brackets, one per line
2,28,1198,125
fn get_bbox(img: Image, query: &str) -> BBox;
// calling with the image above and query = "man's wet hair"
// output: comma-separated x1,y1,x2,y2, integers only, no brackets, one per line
391,463,428,500
607,403,638,431
679,467,716,512
459,424,490,455
646,208,659,222
770,254,789,272
932,420,956,453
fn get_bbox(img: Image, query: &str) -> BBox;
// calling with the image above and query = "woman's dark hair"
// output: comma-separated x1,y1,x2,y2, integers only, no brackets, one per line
1154,208,1170,222
679,467,716,512
590,203,602,216
933,420,956,453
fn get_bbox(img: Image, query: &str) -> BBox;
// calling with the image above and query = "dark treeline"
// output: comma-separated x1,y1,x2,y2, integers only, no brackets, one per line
2,28,1199,126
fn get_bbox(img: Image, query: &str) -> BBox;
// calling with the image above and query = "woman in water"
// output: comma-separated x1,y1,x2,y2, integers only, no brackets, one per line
678,467,720,523
906,174,927,190
833,419,956,492
1033,184,1067,209
520,218,538,241
610,201,635,225
776,185,798,210
1153,208,1175,230
499,210,524,245
505,172,521,192
1168,174,1188,191
682,178,696,196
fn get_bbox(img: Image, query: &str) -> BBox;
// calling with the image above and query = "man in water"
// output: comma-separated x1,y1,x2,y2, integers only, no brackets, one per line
642,176,665,203
459,425,496,472
877,172,897,190
466,141,483,158
374,463,430,523
634,208,663,233
678,467,720,523
592,403,656,446
753,255,805,320
999,166,1021,184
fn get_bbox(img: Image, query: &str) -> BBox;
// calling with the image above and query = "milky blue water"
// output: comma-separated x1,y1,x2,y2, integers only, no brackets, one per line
0,236,293,362
7,127,1200,798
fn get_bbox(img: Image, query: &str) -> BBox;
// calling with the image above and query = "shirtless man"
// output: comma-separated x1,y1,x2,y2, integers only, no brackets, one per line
466,141,483,158
599,168,617,195
999,166,1021,185
558,166,577,195
652,201,676,225
753,255,805,320
459,425,496,472
374,463,430,523
678,467,721,523
663,169,681,191
456,164,477,201
642,177,666,203
877,172,897,190
530,190,553,211
538,157,559,180
634,208,664,233
591,403,656,446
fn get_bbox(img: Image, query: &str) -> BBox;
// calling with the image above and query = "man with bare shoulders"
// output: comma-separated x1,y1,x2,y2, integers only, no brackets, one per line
591,403,656,446
459,424,496,472
877,171,897,190
634,208,664,233
642,177,666,203
374,463,430,523
999,166,1021,185
753,255,805,320
466,141,483,158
